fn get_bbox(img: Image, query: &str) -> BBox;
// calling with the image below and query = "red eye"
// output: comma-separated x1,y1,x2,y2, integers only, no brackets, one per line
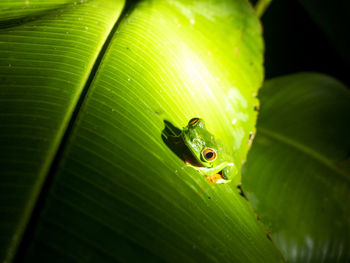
189,118,199,126
202,148,217,161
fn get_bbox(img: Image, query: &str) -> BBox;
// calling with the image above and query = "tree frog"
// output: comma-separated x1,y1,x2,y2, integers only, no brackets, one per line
182,118,237,184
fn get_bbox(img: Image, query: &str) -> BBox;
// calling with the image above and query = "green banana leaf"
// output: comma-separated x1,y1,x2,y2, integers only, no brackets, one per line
0,0,284,262
242,73,350,262
0,0,125,260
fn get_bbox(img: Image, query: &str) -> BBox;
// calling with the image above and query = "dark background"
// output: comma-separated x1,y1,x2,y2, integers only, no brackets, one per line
258,0,349,86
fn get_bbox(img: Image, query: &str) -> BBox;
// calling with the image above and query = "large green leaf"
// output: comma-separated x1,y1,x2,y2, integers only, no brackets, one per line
0,0,125,261
0,0,284,262
242,73,350,262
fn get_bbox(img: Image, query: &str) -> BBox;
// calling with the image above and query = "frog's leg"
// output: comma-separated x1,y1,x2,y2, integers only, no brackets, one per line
201,162,228,176
187,162,235,184
186,162,227,176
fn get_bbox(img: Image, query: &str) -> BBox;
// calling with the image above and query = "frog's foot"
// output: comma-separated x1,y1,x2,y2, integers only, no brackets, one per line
206,172,232,184
206,174,224,184
206,174,220,184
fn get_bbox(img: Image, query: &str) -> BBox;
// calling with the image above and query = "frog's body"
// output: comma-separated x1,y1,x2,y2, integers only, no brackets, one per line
181,118,237,184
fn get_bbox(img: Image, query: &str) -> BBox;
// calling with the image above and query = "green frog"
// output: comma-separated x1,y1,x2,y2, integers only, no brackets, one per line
181,118,237,184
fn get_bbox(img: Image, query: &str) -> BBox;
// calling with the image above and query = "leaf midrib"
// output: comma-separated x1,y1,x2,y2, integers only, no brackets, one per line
259,127,350,183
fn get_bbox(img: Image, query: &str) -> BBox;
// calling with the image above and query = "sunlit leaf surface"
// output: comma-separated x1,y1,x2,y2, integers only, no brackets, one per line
0,0,285,262
243,73,350,262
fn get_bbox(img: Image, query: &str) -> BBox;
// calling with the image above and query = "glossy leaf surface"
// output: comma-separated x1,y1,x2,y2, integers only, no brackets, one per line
0,0,284,262
243,73,350,262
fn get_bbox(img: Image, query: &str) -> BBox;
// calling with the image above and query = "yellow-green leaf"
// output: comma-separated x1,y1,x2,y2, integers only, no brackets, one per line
0,0,285,262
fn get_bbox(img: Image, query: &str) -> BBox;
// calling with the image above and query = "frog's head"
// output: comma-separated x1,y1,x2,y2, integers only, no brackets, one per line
182,118,219,168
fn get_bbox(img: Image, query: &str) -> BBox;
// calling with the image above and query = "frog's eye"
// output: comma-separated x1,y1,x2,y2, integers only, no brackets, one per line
202,148,217,162
188,118,200,126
